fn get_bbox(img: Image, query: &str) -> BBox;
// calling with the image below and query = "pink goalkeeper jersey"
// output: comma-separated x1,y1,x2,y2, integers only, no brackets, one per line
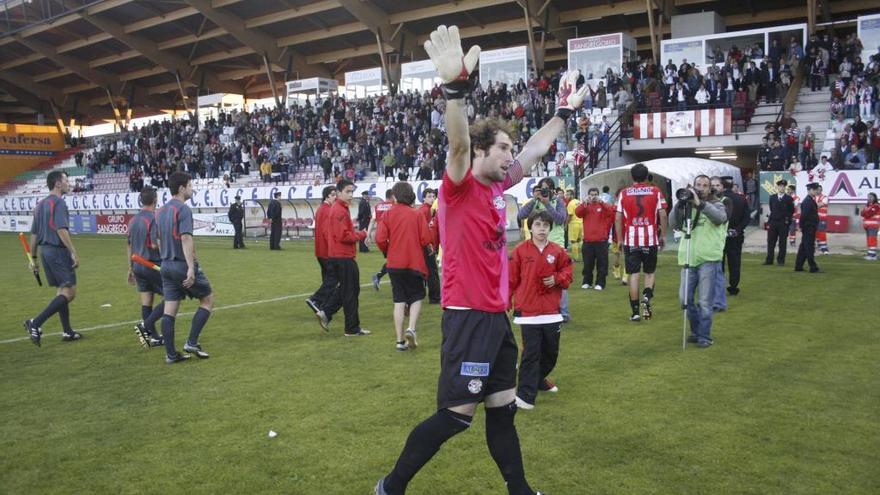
438,161,523,312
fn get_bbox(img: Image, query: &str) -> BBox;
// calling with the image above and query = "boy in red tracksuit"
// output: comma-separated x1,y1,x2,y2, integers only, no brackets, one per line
419,188,441,304
376,182,432,351
575,187,616,290
509,210,573,410
326,179,370,336
306,185,338,331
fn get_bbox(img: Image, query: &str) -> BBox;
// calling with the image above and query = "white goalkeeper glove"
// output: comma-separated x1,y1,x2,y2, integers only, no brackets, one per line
424,25,481,99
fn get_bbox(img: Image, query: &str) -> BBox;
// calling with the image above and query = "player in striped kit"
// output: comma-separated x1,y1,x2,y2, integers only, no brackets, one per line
614,164,668,321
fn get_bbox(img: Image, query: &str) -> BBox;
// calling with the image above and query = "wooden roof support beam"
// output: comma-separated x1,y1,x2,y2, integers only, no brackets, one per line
182,0,331,78
80,12,242,95
0,70,111,122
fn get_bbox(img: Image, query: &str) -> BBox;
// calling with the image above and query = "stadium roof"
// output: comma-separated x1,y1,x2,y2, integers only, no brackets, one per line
0,0,874,125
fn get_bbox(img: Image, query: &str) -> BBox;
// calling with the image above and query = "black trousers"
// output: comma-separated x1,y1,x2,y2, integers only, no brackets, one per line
766,221,788,264
424,249,441,303
311,258,340,309
795,226,819,270
270,220,282,249
324,258,361,333
517,322,561,404
232,221,244,248
582,241,609,287
723,235,744,289
358,221,370,252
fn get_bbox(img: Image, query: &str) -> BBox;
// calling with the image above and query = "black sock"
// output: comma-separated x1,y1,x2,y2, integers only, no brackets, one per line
188,307,210,346
384,409,472,494
486,402,532,495
162,315,176,356
630,299,640,315
33,295,67,328
141,305,152,322
58,300,73,334
643,287,654,300
145,302,164,337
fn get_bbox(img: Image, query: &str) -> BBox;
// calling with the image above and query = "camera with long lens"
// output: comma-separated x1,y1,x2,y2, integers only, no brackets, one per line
675,188,694,202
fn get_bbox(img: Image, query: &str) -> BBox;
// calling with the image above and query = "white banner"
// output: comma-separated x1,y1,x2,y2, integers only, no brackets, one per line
1,177,556,214
193,213,236,236
480,46,527,64
796,170,880,204
0,215,32,232
401,60,437,77
345,67,382,84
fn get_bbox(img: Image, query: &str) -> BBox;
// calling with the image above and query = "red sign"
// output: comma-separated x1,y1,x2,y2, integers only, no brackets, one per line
96,214,133,234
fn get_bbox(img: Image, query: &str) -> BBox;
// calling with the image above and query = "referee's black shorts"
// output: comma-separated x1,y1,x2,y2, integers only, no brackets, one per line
624,246,658,275
133,264,163,294
436,309,518,410
388,269,426,305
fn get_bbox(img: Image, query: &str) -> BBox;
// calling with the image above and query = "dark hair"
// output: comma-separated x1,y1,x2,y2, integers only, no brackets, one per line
385,189,394,199
694,174,710,185
776,179,788,186
274,191,282,198
322,186,336,200
868,192,878,204
46,170,67,190
631,163,649,182
422,188,436,197
527,210,554,230
169,172,191,195
588,187,600,194
602,185,610,193
336,179,354,192
391,182,416,206
721,177,735,190
140,187,157,206
470,117,513,158
538,177,556,190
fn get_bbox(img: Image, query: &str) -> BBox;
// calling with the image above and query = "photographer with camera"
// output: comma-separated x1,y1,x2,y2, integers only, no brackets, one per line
670,175,729,348
518,177,569,320
575,187,615,290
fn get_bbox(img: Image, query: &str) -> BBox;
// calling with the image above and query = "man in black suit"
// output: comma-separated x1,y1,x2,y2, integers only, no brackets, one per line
357,191,372,253
762,62,779,103
795,183,821,272
228,194,245,249
267,191,283,250
765,179,795,265
721,177,751,294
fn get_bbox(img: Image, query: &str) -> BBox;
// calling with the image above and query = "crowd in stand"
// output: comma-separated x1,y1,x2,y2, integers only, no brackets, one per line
758,31,880,173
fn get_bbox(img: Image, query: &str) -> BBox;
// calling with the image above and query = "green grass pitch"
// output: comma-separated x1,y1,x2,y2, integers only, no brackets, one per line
0,233,878,494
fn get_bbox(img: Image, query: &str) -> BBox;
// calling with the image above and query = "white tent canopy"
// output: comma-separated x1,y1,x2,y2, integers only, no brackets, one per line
579,158,743,205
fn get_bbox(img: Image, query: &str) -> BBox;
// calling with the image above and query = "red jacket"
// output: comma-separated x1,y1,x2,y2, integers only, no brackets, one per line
509,240,572,317
575,200,616,242
376,203,432,275
327,199,366,259
419,203,440,250
862,203,880,229
313,202,331,259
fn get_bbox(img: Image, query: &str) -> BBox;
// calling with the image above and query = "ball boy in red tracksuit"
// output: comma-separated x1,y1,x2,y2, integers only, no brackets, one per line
509,210,573,410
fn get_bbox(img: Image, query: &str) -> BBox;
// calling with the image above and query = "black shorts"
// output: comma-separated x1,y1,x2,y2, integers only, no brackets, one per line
133,263,163,294
388,269,426,305
624,246,659,274
436,309,518,410
40,245,76,288
160,260,213,301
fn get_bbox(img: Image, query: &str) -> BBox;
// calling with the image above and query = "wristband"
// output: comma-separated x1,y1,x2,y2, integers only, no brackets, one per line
440,72,477,100
555,108,574,120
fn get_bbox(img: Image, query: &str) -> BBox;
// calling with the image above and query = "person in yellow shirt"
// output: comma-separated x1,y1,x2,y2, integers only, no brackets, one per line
260,159,272,182
565,189,582,261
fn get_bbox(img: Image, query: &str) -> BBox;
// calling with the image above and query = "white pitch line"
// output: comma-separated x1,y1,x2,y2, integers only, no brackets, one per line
1,281,385,345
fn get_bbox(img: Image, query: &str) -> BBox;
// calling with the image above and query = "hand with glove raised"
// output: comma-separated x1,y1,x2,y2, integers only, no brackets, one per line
554,70,589,120
423,25,481,100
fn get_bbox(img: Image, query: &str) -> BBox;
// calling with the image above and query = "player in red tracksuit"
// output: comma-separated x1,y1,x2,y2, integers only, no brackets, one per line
306,186,338,330
325,180,370,336
861,192,880,261
376,182,433,351
370,190,395,290
419,188,441,303
509,210,573,410
787,185,800,247
575,187,616,290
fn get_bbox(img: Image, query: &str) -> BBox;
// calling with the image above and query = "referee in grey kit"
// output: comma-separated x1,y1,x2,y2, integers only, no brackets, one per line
24,170,82,346
156,172,214,363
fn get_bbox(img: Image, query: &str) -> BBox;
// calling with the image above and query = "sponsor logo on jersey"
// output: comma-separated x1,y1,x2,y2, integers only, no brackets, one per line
493,195,506,209
467,379,483,394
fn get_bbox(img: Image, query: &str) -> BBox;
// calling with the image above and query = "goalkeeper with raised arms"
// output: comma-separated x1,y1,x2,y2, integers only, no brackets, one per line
375,25,586,495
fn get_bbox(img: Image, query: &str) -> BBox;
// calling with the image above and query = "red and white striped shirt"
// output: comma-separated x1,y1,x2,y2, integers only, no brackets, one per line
616,183,667,247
